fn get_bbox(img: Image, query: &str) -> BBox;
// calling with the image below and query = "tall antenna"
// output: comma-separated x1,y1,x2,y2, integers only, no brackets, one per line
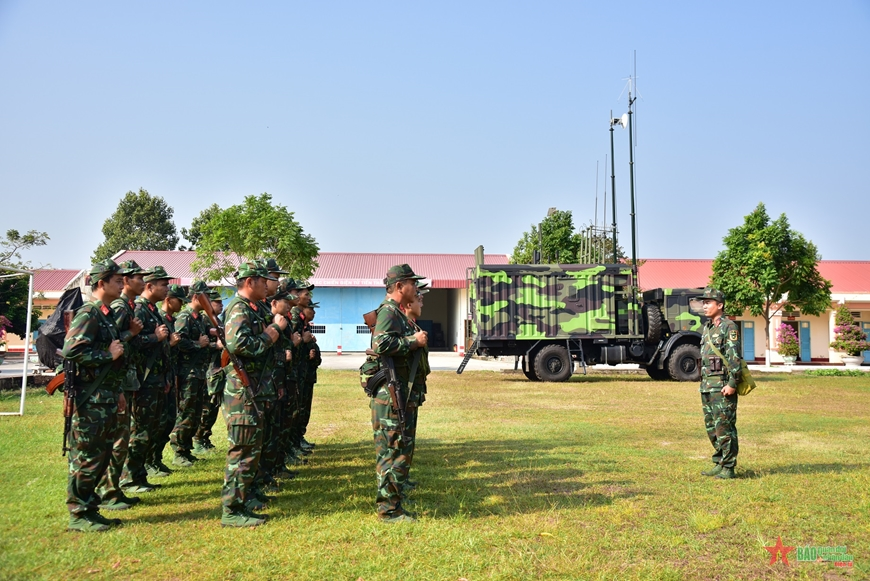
594,160,599,233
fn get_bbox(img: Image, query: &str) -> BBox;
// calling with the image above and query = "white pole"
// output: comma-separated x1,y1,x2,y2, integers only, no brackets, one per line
19,272,34,415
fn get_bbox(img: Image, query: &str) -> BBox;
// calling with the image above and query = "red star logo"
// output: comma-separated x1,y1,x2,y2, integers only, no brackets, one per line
765,537,795,565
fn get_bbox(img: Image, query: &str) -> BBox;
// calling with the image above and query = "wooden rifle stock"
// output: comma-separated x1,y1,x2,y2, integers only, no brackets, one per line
363,309,377,333
199,294,262,418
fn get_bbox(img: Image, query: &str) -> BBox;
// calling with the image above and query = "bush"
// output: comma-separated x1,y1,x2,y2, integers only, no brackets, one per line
829,305,870,356
776,323,800,358
804,369,867,377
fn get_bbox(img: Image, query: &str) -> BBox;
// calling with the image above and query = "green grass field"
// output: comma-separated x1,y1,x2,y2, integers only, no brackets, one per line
0,370,867,580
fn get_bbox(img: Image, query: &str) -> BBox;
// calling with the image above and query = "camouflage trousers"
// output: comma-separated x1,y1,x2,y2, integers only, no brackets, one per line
95,403,131,503
221,421,264,515
370,394,418,518
67,402,117,515
196,391,222,443
279,382,301,455
171,376,205,455
255,399,280,484
701,391,739,468
299,380,315,440
122,387,162,485
149,383,176,466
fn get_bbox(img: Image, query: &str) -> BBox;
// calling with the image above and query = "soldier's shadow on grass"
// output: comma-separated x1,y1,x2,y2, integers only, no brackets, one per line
741,463,865,478
281,439,644,519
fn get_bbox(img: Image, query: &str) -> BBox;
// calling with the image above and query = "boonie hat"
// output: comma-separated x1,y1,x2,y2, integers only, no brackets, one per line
143,266,173,282
188,280,210,297
88,259,121,283
166,284,190,303
235,262,277,282
117,260,145,276
264,258,289,275
384,264,425,286
696,287,725,303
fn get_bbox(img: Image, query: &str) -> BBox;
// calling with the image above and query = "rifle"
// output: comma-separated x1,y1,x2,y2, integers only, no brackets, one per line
382,356,407,443
198,293,262,419
61,310,76,456
363,309,377,333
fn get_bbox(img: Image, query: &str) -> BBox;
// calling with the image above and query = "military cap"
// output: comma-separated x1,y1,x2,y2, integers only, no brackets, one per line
384,264,425,286
167,284,190,303
307,302,320,309
207,289,222,301
269,278,296,301
143,265,173,282
88,259,121,282
697,287,725,303
416,281,430,295
188,280,210,297
117,260,145,275
235,262,278,282
294,279,315,291
264,258,289,275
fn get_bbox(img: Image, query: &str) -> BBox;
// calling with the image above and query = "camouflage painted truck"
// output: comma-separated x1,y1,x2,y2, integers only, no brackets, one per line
460,249,708,382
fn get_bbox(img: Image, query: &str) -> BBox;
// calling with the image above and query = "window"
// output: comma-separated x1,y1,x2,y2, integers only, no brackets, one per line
357,325,371,334
310,325,326,334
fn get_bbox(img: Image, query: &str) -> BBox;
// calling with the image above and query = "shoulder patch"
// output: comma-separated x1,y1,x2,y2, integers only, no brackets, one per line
729,330,738,341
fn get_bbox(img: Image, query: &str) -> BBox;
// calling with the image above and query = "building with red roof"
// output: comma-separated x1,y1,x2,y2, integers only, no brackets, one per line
37,252,870,362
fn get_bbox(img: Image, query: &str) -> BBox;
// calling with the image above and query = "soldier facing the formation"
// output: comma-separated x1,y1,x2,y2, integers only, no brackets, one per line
370,264,428,523
697,287,742,480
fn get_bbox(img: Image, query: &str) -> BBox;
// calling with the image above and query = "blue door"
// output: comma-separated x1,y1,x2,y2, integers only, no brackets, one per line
863,322,870,360
740,321,755,361
799,321,811,362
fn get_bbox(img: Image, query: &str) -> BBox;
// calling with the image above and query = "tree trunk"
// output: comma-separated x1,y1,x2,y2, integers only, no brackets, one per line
763,303,772,367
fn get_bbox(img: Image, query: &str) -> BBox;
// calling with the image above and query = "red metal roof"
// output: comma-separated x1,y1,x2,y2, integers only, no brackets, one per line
636,259,870,294
311,253,510,288
112,250,510,288
33,269,81,291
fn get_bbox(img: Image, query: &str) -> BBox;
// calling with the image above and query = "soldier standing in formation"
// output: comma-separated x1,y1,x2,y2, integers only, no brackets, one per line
61,260,127,531
370,264,428,523
286,280,317,462
170,281,212,467
697,287,742,480
147,283,185,478
401,282,430,483
299,302,321,455
220,262,287,527
95,260,145,512
194,289,225,453
122,266,173,494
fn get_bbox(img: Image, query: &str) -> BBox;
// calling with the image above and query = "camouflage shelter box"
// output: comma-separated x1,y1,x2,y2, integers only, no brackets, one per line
464,249,708,383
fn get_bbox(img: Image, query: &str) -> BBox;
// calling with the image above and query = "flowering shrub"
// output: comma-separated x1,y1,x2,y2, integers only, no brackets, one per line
0,315,11,348
776,323,801,358
830,305,870,356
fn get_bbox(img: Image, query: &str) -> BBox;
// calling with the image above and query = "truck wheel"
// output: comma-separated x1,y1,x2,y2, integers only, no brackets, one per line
534,345,574,382
521,356,540,381
645,366,670,381
643,304,663,345
667,344,701,382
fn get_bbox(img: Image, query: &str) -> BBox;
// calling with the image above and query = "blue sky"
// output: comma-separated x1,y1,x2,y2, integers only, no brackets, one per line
1,1,868,269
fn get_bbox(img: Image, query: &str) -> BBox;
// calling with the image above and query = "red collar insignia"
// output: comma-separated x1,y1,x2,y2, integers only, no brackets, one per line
100,304,111,315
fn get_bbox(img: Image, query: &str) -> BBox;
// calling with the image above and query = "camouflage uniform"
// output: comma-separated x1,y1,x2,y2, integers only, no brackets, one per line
170,281,212,461
370,264,426,520
148,283,188,473
96,262,145,508
698,288,741,471
61,260,125,529
195,291,226,450
300,312,322,448
221,263,278,521
122,266,173,489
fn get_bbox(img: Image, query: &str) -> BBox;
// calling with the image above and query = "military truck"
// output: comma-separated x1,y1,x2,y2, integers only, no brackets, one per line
460,247,708,382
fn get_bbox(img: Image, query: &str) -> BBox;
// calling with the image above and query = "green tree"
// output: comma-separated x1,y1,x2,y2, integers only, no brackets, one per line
711,203,832,365
0,229,47,335
178,203,222,251
91,188,179,262
191,193,319,281
0,229,50,267
511,210,624,264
